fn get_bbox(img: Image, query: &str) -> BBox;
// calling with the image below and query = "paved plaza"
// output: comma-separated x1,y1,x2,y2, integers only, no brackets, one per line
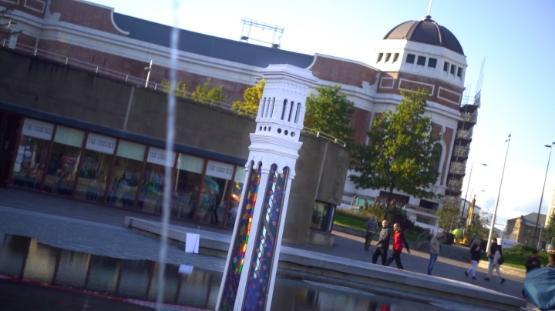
0,188,525,301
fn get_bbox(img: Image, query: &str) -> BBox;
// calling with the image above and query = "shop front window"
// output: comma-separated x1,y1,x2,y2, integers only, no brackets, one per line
225,166,246,228
43,126,84,195
12,119,53,189
173,154,204,220
75,133,116,202
196,160,234,225
137,147,175,214
107,140,145,208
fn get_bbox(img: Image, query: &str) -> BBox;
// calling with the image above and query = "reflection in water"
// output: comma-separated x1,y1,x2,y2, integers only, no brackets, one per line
0,234,449,310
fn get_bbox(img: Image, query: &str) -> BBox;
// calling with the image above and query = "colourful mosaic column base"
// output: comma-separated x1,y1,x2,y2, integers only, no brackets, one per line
243,164,288,310
220,162,261,310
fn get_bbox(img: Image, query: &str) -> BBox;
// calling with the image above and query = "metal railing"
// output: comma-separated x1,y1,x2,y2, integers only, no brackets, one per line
4,42,348,147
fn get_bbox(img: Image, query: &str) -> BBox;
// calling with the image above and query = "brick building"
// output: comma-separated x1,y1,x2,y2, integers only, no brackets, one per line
504,213,547,247
0,0,479,231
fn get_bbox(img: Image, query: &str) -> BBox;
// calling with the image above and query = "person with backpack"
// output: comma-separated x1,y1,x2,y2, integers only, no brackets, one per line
465,236,482,280
485,241,506,284
372,219,391,265
385,223,411,269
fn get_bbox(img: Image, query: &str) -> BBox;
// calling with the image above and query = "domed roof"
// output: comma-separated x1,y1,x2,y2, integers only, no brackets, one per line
384,16,464,55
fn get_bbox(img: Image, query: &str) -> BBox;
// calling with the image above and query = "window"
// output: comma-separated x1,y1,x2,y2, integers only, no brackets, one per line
195,160,234,225
443,61,450,72
43,126,85,195
75,133,116,202
377,53,383,62
311,201,335,232
428,58,437,68
174,154,204,220
450,64,456,74
12,119,53,189
457,67,463,77
107,140,146,208
385,53,391,62
392,53,399,63
417,56,426,66
137,147,175,214
406,53,415,64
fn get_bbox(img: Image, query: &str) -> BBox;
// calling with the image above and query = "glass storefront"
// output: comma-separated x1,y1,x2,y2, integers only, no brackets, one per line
7,117,245,229
137,147,175,213
43,126,85,195
75,133,116,201
107,140,145,208
196,160,234,225
173,154,204,219
225,166,246,228
11,119,53,189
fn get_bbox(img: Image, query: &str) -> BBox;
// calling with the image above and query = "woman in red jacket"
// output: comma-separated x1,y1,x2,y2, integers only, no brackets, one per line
386,223,411,269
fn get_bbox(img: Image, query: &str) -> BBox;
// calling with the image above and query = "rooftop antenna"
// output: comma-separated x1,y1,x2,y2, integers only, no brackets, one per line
240,18,284,48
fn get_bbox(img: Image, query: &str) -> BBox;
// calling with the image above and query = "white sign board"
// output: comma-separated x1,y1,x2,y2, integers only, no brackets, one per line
185,233,200,254
86,133,116,154
22,118,54,140
205,160,234,180
147,147,175,166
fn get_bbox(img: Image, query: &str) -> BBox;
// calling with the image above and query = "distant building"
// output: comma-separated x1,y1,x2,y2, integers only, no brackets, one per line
504,213,546,247
546,190,555,227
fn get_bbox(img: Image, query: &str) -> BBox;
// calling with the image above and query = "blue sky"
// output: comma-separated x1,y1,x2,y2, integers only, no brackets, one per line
88,0,555,229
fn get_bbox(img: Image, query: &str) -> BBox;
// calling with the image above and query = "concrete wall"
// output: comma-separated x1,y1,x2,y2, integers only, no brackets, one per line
0,48,348,245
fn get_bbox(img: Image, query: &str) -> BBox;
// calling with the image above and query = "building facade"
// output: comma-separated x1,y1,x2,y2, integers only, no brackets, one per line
503,213,546,247
0,0,479,231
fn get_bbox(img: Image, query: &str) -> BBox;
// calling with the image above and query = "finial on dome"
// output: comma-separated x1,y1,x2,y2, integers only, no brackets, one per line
426,0,433,16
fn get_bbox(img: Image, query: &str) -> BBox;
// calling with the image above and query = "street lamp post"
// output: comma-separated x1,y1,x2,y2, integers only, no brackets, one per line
461,163,487,221
486,134,511,253
533,142,555,249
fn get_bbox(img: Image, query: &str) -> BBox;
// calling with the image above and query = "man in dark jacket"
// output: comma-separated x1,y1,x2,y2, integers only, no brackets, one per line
525,249,542,273
385,223,411,269
372,220,391,265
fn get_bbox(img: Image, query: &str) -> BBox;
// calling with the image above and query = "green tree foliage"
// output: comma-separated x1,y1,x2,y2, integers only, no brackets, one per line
231,79,265,117
466,213,489,241
350,89,440,198
305,85,354,145
365,200,414,231
437,202,460,232
161,80,188,98
191,79,227,104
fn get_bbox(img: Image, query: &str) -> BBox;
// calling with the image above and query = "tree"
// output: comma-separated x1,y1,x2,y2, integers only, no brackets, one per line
350,89,440,199
305,85,354,145
437,201,460,232
161,80,187,98
231,79,265,117
191,79,227,104
466,213,489,241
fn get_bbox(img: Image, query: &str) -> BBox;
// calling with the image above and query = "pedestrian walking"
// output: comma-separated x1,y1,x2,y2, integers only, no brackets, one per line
525,249,542,273
427,231,441,275
385,223,411,269
483,238,498,280
465,236,482,280
372,220,391,265
364,216,378,251
485,242,505,284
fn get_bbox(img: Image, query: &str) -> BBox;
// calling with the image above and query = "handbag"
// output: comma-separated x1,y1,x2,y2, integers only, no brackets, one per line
497,256,504,265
